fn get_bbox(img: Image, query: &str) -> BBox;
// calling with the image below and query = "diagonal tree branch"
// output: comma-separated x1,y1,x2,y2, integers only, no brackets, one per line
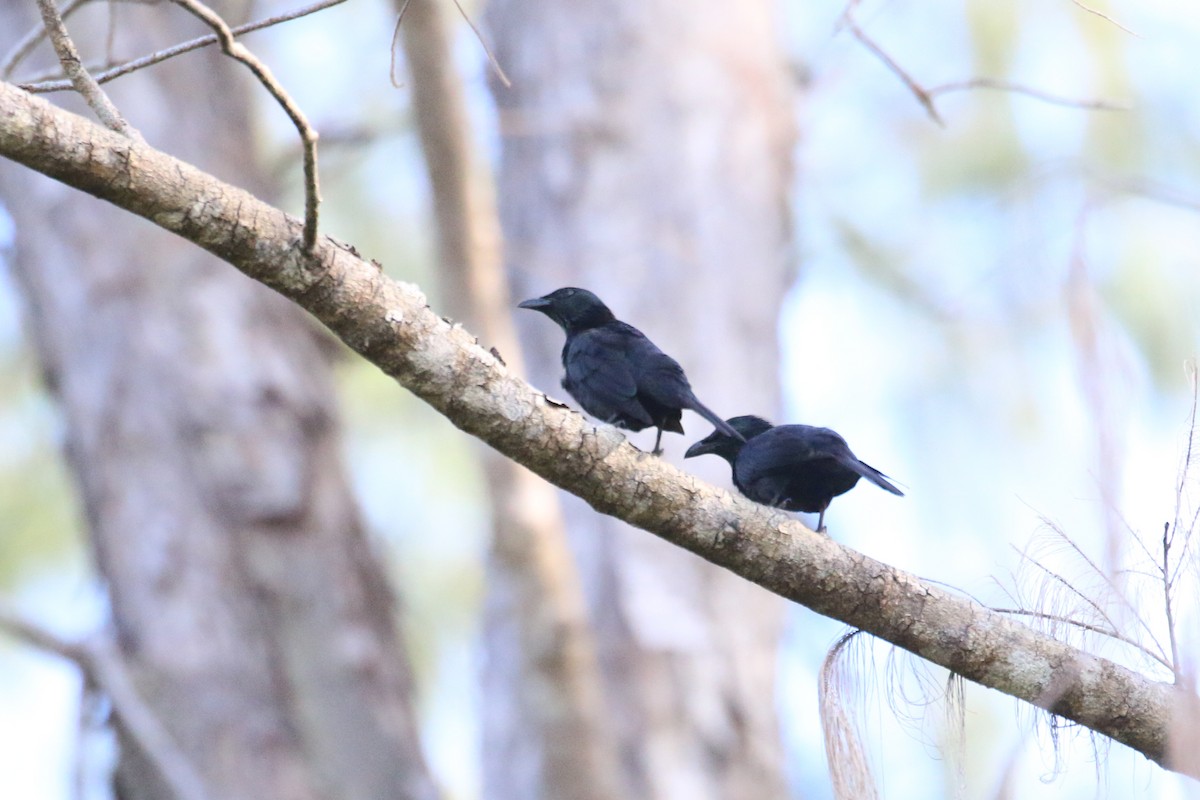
0,610,210,800
0,79,1197,781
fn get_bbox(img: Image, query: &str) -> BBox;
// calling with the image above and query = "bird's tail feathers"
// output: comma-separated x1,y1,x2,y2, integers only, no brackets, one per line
856,461,904,496
689,400,745,442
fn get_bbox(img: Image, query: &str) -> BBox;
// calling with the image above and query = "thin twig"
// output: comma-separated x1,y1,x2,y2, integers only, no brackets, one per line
0,610,209,800
19,0,348,93
926,78,1128,113
1162,522,1181,678
1049,529,1167,655
1022,529,1172,667
1012,542,1162,662
991,606,1173,671
1170,362,1200,585
920,576,988,606
1122,512,1160,570
170,0,321,252
839,10,944,126
837,1,1125,125
1013,542,1115,628
13,57,110,87
389,0,412,89
390,0,510,89
1071,0,1141,38
449,0,510,87
34,0,140,138
1172,502,1200,587
991,572,1025,609
0,0,89,79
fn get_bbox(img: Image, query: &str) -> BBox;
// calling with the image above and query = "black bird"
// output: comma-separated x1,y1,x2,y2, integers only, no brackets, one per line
519,287,743,454
684,415,903,531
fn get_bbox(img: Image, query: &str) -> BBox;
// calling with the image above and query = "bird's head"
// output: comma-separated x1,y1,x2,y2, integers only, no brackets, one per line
684,415,774,463
518,287,616,333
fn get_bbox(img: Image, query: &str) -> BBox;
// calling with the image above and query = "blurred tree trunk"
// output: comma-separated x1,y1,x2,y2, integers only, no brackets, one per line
0,4,436,800
397,2,621,798
486,0,797,797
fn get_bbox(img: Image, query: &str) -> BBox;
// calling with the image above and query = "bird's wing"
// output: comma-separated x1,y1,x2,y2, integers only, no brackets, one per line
735,427,857,511
795,427,903,494
563,328,655,427
606,323,692,405
749,426,852,465
749,426,904,497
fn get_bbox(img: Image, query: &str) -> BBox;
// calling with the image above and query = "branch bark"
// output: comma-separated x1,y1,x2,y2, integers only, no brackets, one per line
1,79,1196,781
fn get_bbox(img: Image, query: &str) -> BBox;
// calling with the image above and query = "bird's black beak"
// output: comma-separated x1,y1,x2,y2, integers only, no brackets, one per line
684,437,717,459
518,296,551,310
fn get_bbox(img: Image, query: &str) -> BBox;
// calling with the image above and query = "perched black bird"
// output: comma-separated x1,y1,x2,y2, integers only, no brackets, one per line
684,415,903,531
519,287,743,454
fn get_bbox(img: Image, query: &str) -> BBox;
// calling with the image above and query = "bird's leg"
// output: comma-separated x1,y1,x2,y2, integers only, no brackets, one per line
816,508,827,533
651,427,665,456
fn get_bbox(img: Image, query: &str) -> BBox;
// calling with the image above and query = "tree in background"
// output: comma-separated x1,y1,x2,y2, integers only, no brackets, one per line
485,0,794,797
0,2,433,798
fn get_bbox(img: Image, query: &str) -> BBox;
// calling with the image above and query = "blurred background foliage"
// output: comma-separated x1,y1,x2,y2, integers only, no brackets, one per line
4,0,1200,798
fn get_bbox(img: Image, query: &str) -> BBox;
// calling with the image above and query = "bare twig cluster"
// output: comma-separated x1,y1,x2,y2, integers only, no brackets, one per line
995,368,1200,686
812,295,1199,789
8,0,334,252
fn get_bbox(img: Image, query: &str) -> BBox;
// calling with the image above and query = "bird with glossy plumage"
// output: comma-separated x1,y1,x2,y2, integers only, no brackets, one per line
519,287,743,454
684,415,903,531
